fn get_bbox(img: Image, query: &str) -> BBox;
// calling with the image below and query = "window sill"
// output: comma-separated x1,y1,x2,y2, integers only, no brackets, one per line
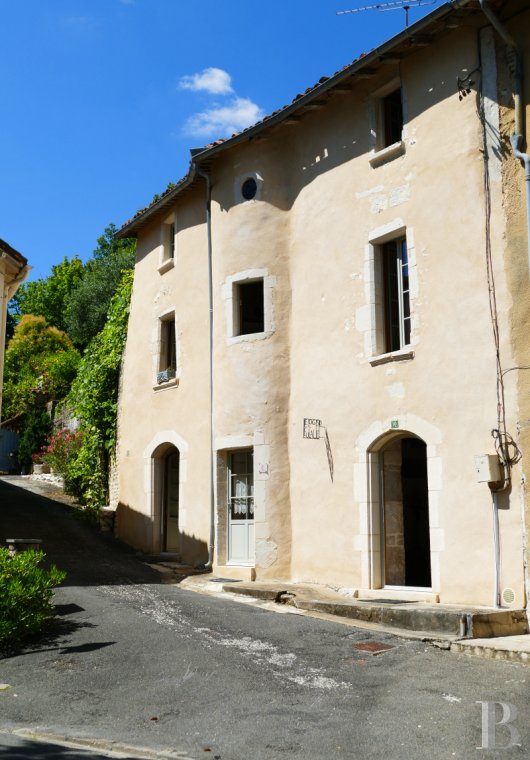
369,140,405,168
227,330,273,346
369,348,414,367
158,258,175,275
153,377,179,391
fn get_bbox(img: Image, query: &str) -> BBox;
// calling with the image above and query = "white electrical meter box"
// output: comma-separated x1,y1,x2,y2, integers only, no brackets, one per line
474,454,502,483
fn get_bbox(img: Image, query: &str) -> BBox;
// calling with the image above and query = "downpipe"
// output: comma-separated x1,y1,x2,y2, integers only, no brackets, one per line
479,0,530,274
491,489,502,608
195,164,215,572
489,461,511,609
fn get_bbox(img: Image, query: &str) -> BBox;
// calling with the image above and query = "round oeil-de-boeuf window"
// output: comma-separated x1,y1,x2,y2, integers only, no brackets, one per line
241,177,258,200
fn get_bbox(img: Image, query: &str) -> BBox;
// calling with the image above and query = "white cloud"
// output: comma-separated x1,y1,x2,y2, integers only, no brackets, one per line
183,97,264,139
178,67,234,95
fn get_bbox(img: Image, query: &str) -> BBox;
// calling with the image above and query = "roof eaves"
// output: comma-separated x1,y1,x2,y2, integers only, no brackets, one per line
116,163,198,238
118,0,474,237
0,238,27,267
189,0,474,163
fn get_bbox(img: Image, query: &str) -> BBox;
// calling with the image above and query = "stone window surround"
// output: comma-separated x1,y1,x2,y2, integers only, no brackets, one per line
152,307,180,390
352,414,444,595
222,268,276,345
214,432,270,569
158,213,176,274
368,77,406,167
234,171,264,204
358,218,418,362
143,430,189,553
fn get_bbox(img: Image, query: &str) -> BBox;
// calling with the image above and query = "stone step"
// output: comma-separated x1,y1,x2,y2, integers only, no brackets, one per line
224,583,528,639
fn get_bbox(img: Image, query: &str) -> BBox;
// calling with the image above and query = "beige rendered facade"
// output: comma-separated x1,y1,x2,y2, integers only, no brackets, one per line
0,239,29,421
116,0,530,609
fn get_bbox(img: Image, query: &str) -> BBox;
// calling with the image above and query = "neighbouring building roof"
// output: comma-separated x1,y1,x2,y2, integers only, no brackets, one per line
117,0,496,238
0,238,27,268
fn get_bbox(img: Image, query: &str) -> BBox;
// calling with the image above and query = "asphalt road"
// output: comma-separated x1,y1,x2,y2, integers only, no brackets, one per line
1,477,529,760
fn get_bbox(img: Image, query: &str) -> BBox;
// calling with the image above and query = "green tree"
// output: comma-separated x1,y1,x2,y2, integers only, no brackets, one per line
11,256,85,333
2,315,80,420
65,269,133,507
67,225,136,347
5,310,16,346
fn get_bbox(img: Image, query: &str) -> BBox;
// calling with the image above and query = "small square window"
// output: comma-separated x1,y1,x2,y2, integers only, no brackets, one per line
236,280,264,335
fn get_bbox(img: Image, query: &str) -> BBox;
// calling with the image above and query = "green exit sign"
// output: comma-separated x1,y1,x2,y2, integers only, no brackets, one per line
391,419,399,429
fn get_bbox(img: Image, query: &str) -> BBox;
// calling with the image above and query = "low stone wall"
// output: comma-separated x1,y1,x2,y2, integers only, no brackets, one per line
99,507,116,533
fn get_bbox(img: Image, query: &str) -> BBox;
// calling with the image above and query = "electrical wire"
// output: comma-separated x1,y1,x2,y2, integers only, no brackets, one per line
476,49,522,485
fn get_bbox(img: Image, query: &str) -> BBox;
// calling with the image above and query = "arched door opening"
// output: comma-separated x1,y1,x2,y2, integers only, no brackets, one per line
153,444,180,554
380,436,431,588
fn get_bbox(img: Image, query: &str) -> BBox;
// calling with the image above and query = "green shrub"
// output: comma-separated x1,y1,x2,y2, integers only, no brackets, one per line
17,407,52,470
0,548,66,650
41,428,83,476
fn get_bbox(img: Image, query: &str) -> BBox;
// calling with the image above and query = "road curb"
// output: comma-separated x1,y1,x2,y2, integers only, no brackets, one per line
6,728,197,760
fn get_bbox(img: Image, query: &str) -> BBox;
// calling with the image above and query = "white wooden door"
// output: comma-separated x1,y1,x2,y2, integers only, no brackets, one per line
228,450,254,565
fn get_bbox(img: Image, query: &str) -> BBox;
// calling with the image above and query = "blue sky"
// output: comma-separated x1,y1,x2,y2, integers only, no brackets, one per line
1,0,439,280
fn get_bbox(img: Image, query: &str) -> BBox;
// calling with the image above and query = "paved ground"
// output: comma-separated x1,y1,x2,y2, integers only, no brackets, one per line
1,477,530,759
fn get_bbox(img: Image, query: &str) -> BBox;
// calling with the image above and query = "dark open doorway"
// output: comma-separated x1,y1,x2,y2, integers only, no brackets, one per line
161,446,180,553
381,436,431,588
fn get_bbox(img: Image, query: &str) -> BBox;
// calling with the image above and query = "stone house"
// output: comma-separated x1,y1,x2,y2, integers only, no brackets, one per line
0,239,29,421
115,0,530,609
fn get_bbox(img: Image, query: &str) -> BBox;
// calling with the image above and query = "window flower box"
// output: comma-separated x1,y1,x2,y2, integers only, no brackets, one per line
157,368,177,385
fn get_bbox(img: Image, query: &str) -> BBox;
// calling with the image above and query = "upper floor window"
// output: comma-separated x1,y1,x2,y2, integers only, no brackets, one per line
382,88,403,149
159,215,176,274
222,268,275,345
358,222,416,365
236,280,264,335
156,314,177,385
241,177,258,201
369,79,405,167
382,238,410,353
234,172,264,203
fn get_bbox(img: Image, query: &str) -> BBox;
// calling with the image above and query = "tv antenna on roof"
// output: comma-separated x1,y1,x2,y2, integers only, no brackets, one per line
337,0,437,28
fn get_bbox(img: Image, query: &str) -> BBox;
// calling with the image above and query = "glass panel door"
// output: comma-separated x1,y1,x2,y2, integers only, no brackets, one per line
228,450,255,564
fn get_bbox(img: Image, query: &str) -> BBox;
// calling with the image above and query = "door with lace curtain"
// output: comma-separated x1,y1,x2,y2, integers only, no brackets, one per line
228,450,255,565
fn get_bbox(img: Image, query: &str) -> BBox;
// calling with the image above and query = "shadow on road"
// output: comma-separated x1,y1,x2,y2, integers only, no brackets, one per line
0,737,139,759
0,613,114,661
0,479,161,588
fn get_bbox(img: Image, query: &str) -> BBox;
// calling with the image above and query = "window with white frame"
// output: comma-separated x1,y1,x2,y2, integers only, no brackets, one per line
358,222,416,363
381,237,410,353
